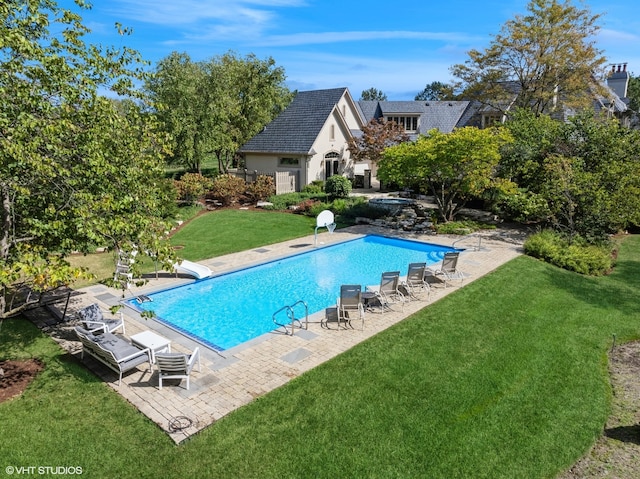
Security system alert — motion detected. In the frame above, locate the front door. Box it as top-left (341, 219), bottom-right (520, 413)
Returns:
top-left (325, 159), bottom-right (339, 179)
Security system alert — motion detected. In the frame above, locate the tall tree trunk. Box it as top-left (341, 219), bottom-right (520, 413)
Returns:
top-left (1, 185), bottom-right (11, 261)
top-left (1, 185), bottom-right (12, 317)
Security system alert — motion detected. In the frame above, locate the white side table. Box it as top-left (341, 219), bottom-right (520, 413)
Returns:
top-left (130, 331), bottom-right (171, 363)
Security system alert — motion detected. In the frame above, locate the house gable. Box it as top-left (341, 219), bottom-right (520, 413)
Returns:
top-left (239, 87), bottom-right (358, 155)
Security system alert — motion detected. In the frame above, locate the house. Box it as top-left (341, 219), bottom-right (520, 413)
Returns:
top-left (238, 88), bottom-right (476, 191)
top-left (238, 87), bottom-right (364, 193)
top-left (238, 69), bottom-right (633, 192)
top-left (595, 63), bottom-right (632, 127)
top-left (467, 63), bottom-right (632, 126)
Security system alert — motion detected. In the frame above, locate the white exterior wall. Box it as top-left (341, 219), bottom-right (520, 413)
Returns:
top-left (243, 153), bottom-right (309, 191)
top-left (308, 108), bottom-right (354, 182)
top-left (336, 95), bottom-right (363, 130)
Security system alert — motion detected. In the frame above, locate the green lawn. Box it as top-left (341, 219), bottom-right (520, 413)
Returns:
top-left (169, 209), bottom-right (316, 261)
top-left (67, 209), bottom-right (316, 287)
top-left (2, 236), bottom-right (639, 478)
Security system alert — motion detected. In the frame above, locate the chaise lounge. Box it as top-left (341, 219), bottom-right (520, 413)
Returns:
top-left (367, 271), bottom-right (406, 313)
top-left (429, 251), bottom-right (465, 288)
top-left (336, 284), bottom-right (365, 330)
top-left (75, 326), bottom-right (151, 386)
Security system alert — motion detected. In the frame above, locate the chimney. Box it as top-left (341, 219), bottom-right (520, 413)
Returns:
top-left (607, 63), bottom-right (630, 98)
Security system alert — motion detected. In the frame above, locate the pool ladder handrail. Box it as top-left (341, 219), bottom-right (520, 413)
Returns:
top-left (272, 300), bottom-right (308, 336)
top-left (451, 234), bottom-right (483, 251)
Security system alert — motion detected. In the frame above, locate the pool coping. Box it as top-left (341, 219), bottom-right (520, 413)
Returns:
top-left (35, 224), bottom-right (527, 444)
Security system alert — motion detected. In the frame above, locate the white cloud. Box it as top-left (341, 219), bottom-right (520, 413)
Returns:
top-left (110, 0), bottom-right (302, 26)
top-left (598, 28), bottom-right (640, 44)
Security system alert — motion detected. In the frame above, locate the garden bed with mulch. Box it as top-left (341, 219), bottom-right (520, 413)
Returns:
top-left (0, 358), bottom-right (44, 403)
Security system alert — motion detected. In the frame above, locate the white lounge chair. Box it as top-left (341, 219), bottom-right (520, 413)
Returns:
top-left (75, 326), bottom-right (150, 386)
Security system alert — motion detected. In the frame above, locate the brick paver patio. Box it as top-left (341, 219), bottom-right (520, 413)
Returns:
top-left (32, 225), bottom-right (526, 443)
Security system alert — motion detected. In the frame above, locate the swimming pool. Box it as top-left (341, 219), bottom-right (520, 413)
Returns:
top-left (128, 235), bottom-right (456, 351)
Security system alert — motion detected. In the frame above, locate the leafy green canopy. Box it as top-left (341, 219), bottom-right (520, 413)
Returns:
top-left (414, 81), bottom-right (456, 101)
top-left (360, 87), bottom-right (387, 101)
top-left (0, 0), bottom-right (175, 317)
top-left (378, 127), bottom-right (514, 222)
top-left (145, 51), bottom-right (293, 174)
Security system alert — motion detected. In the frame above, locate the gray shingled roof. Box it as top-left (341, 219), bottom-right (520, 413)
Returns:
top-left (419, 101), bottom-right (472, 133)
top-left (239, 87), bottom-right (348, 154)
top-left (356, 101), bottom-right (380, 121)
top-left (358, 99), bottom-right (473, 134)
top-left (378, 101), bottom-right (426, 114)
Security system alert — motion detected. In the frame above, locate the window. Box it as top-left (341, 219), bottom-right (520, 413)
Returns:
top-left (324, 152), bottom-right (340, 178)
top-left (330, 124), bottom-right (335, 141)
top-left (279, 157), bottom-right (300, 167)
top-left (481, 114), bottom-right (503, 128)
top-left (386, 116), bottom-right (418, 132)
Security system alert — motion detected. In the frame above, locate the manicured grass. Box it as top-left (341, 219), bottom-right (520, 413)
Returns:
top-left (67, 209), bottom-right (316, 285)
top-left (2, 236), bottom-right (639, 478)
top-left (66, 250), bottom-right (118, 288)
top-left (169, 209), bottom-right (316, 261)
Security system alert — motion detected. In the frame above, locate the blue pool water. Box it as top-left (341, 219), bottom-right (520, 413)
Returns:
top-left (128, 235), bottom-right (456, 351)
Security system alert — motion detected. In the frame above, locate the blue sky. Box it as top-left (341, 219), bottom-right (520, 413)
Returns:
top-left (59, 0), bottom-right (639, 100)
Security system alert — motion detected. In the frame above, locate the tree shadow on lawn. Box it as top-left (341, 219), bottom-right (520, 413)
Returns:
top-left (605, 425), bottom-right (640, 445)
top-left (542, 255), bottom-right (640, 320)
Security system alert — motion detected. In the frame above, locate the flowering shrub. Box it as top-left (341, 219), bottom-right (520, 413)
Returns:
top-left (294, 199), bottom-right (320, 214)
top-left (247, 175), bottom-right (275, 201)
top-left (209, 174), bottom-right (247, 206)
top-left (173, 173), bottom-right (214, 204)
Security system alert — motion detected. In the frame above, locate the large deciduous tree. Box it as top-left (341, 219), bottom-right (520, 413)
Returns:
top-left (1, 0), bottom-right (175, 318)
top-left (210, 52), bottom-right (293, 174)
top-left (146, 51), bottom-right (292, 174)
top-left (144, 52), bottom-right (211, 173)
top-left (379, 128), bottom-right (514, 222)
top-left (451, 0), bottom-right (607, 116)
top-left (627, 73), bottom-right (640, 128)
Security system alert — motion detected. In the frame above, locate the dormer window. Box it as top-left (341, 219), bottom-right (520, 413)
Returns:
top-left (386, 116), bottom-right (418, 133)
